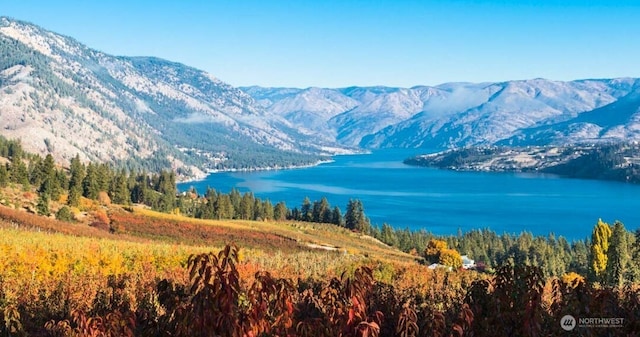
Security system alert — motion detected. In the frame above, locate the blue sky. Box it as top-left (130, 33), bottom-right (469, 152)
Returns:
top-left (2, 1), bottom-right (639, 88)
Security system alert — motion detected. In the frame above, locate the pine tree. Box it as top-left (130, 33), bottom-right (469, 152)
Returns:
top-left (82, 163), bottom-right (99, 199)
top-left (262, 199), bottom-right (274, 221)
top-left (67, 154), bottom-right (85, 207)
top-left (10, 158), bottom-right (29, 189)
top-left (331, 206), bottom-right (343, 227)
top-left (311, 197), bottom-right (330, 223)
top-left (229, 189), bottom-right (241, 218)
top-left (590, 219), bottom-right (612, 282)
top-left (380, 223), bottom-right (398, 247)
top-left (301, 197), bottom-right (312, 222)
top-left (36, 193), bottom-right (50, 216)
top-left (273, 201), bottom-right (288, 221)
top-left (253, 197), bottom-right (263, 220)
top-left (215, 194), bottom-right (234, 219)
top-left (0, 164), bottom-right (8, 187)
top-left (605, 221), bottom-right (629, 287)
top-left (345, 199), bottom-right (370, 232)
top-left (157, 170), bottom-right (176, 212)
top-left (626, 229), bottom-right (640, 283)
top-left (239, 192), bottom-right (254, 220)
top-left (110, 169), bottom-right (130, 205)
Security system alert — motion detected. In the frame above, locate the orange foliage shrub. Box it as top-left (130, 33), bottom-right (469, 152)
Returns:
top-left (97, 191), bottom-right (111, 206)
top-left (79, 197), bottom-right (98, 211)
top-left (93, 210), bottom-right (110, 224)
top-left (22, 191), bottom-right (36, 201)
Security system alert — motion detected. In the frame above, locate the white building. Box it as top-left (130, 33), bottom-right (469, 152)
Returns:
top-left (461, 255), bottom-right (475, 269)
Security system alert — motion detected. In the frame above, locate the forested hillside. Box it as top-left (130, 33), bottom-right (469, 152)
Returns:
top-left (0, 17), bottom-right (336, 179)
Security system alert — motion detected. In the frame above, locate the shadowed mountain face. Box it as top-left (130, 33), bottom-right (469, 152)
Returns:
top-left (246, 78), bottom-right (640, 149)
top-left (0, 17), bottom-right (340, 177)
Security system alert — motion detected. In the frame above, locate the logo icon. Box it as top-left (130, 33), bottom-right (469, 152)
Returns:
top-left (561, 315), bottom-right (576, 331)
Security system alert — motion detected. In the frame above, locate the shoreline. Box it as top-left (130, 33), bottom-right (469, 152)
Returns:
top-left (177, 159), bottom-right (336, 184)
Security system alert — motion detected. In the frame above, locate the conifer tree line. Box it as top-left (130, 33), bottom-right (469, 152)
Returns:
top-left (179, 188), bottom-right (371, 232)
top-left (2, 136), bottom-right (639, 282)
top-left (0, 137), bottom-right (177, 214)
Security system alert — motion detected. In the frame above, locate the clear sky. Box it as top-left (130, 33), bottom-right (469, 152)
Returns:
top-left (2, 1), bottom-right (640, 88)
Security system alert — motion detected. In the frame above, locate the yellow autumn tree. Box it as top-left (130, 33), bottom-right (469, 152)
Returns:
top-left (561, 272), bottom-right (585, 288)
top-left (590, 219), bottom-right (612, 282)
top-left (439, 248), bottom-right (463, 269)
top-left (424, 239), bottom-right (448, 263)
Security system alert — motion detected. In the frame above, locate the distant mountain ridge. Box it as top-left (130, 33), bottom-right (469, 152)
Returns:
top-left (2, 17), bottom-right (639, 179)
top-left (244, 77), bottom-right (640, 149)
top-left (0, 17), bottom-right (341, 178)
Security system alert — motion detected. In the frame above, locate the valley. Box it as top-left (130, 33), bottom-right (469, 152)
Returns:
top-left (1, 16), bottom-right (640, 182)
top-left (1, 14), bottom-right (640, 336)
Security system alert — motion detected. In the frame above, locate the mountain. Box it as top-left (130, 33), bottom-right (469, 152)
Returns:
top-left (0, 17), bottom-right (337, 178)
top-left (246, 78), bottom-right (640, 149)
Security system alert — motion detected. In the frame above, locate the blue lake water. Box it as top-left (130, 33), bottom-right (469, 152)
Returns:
top-left (178, 149), bottom-right (640, 241)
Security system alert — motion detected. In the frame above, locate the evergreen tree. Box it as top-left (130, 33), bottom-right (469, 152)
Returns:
top-left (10, 158), bottom-right (29, 189)
top-left (301, 197), bottom-right (312, 222)
top-left (82, 163), bottom-right (99, 199)
top-left (110, 169), bottom-right (130, 205)
top-left (570, 240), bottom-right (590, 277)
top-left (96, 164), bottom-right (112, 193)
top-left (380, 223), bottom-right (398, 247)
top-left (67, 154), bottom-right (85, 207)
top-left (56, 206), bottom-right (73, 222)
top-left (590, 219), bottom-right (612, 282)
top-left (0, 164), bottom-right (8, 187)
top-left (198, 188), bottom-right (216, 219)
top-left (345, 199), bottom-right (370, 232)
top-left (331, 206), bottom-right (343, 227)
top-left (157, 170), bottom-right (176, 212)
top-left (627, 229), bottom-right (640, 283)
top-left (130, 172), bottom-right (149, 204)
top-left (605, 221), bottom-right (629, 287)
top-left (253, 197), bottom-right (263, 220)
top-left (311, 197), bottom-right (331, 223)
top-left (290, 207), bottom-right (301, 221)
top-left (36, 193), bottom-right (50, 216)
top-left (239, 192), bottom-right (254, 220)
top-left (273, 201), bottom-right (287, 221)
top-left (215, 194), bottom-right (234, 219)
top-left (262, 199), bottom-right (274, 221)
top-left (229, 189), bottom-right (241, 218)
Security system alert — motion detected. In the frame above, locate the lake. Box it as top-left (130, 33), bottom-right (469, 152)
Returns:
top-left (178, 149), bottom-right (640, 241)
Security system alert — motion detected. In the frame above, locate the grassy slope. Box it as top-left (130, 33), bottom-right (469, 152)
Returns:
top-left (125, 206), bottom-right (417, 263)
top-left (0, 198), bottom-right (418, 281)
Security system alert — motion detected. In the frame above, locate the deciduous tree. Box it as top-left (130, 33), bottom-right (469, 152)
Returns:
top-left (590, 219), bottom-right (612, 282)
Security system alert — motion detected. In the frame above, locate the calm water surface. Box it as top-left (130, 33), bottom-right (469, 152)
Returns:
top-left (179, 149), bottom-right (640, 240)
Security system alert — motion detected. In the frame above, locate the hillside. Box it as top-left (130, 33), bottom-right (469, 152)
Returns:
top-left (404, 143), bottom-right (640, 183)
top-left (0, 17), bottom-right (345, 178)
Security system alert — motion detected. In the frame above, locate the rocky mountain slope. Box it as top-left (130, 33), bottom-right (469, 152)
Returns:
top-left (246, 78), bottom-right (640, 149)
top-left (0, 17), bottom-right (336, 178)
